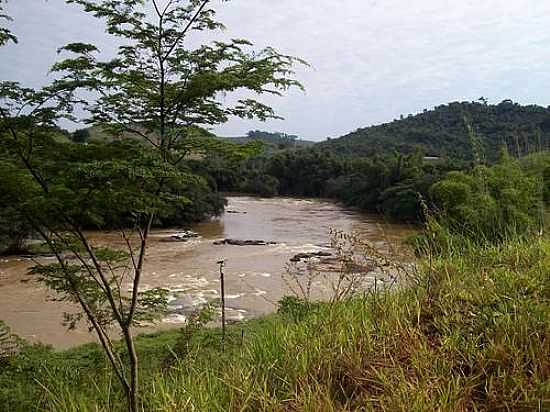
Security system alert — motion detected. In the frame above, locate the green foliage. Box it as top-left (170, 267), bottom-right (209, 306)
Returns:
top-left (0, 0), bottom-right (17, 47)
top-left (227, 147), bottom-right (348, 198)
top-left (218, 138), bottom-right (548, 227)
top-left (164, 304), bottom-right (216, 366)
top-left (378, 181), bottom-right (422, 221)
top-left (0, 133), bottom-right (204, 231)
top-left (521, 151), bottom-right (550, 202)
top-left (245, 130), bottom-right (304, 149)
top-left (1, 236), bottom-right (549, 411)
top-left (247, 130), bottom-right (297, 142)
top-left (1, 1), bottom-right (305, 409)
top-left (71, 128), bottom-right (90, 143)
top-left (430, 154), bottom-right (543, 242)
top-left (277, 296), bottom-right (319, 323)
top-left (0, 180), bottom-right (31, 254)
top-left (0, 321), bottom-right (20, 362)
top-left (54, 2), bottom-right (306, 132)
top-left (225, 147), bottom-right (458, 222)
top-left (237, 172), bottom-right (280, 197)
top-left (320, 100), bottom-right (550, 160)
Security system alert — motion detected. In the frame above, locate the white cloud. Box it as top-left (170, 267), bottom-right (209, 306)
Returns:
top-left (2, 0), bottom-right (550, 140)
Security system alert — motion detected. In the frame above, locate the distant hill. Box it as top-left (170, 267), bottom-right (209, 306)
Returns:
top-left (222, 135), bottom-right (315, 147)
top-left (319, 100), bottom-right (550, 160)
top-left (220, 130), bottom-right (315, 150)
top-left (75, 125), bottom-right (156, 144)
top-left (75, 126), bottom-right (316, 150)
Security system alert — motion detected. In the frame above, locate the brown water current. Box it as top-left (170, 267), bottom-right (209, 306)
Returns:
top-left (0, 196), bottom-right (415, 349)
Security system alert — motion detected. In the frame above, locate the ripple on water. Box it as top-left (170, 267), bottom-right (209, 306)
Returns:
top-left (226, 293), bottom-right (245, 299)
top-left (271, 243), bottom-right (332, 255)
top-left (164, 295), bottom-right (248, 324)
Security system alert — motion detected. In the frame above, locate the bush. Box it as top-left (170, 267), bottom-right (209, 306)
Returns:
top-left (238, 173), bottom-right (280, 197)
top-left (430, 156), bottom-right (543, 242)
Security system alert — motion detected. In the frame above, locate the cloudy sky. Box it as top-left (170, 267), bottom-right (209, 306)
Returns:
top-left (1, 0), bottom-right (550, 140)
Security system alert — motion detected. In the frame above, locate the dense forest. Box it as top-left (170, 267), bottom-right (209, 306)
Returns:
top-left (319, 100), bottom-right (550, 160)
top-left (222, 130), bottom-right (315, 149)
top-left (202, 102), bottom-right (550, 224)
top-left (3, 101), bottom-right (550, 253)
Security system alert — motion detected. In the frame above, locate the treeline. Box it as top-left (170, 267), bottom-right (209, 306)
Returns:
top-left (206, 147), bottom-right (462, 221)
top-left (4, 107), bottom-right (550, 255)
top-left (0, 126), bottom-right (261, 254)
top-left (320, 100), bottom-right (550, 160)
top-left (218, 130), bottom-right (315, 152)
top-left (204, 144), bottom-right (549, 238)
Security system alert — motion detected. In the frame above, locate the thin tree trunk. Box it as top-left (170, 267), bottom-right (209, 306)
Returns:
top-left (122, 326), bottom-right (139, 412)
top-left (218, 260), bottom-right (226, 352)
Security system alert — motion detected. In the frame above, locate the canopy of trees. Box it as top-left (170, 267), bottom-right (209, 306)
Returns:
top-left (320, 100), bottom-right (550, 160)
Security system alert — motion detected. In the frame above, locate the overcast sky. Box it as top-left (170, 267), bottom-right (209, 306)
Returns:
top-left (1, 0), bottom-right (550, 140)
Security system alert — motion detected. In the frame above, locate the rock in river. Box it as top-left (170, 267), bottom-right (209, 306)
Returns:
top-left (289, 251), bottom-right (332, 262)
top-left (163, 230), bottom-right (200, 242)
top-left (213, 239), bottom-right (278, 246)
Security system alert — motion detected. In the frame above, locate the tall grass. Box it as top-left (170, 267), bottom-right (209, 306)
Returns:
top-left (1, 235), bottom-right (549, 411)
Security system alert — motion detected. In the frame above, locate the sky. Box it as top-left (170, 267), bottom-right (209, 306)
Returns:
top-left (1, 0), bottom-right (550, 141)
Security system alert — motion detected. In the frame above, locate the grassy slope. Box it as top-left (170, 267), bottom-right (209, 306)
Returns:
top-left (1, 237), bottom-right (549, 411)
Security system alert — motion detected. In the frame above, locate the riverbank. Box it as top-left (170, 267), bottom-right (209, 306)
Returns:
top-left (0, 197), bottom-right (414, 348)
top-left (2, 235), bottom-right (548, 411)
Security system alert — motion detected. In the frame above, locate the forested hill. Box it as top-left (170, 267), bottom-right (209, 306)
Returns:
top-left (222, 130), bottom-right (315, 149)
top-left (319, 100), bottom-right (550, 160)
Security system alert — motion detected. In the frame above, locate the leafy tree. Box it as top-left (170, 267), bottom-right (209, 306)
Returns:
top-left (0, 1), bottom-right (303, 410)
top-left (72, 127), bottom-right (90, 143)
top-left (320, 101), bottom-right (550, 160)
top-left (226, 145), bottom-right (462, 221)
top-left (430, 155), bottom-right (542, 241)
top-left (246, 130), bottom-right (299, 147)
top-left (0, 0), bottom-right (17, 47)
top-left (239, 172), bottom-right (280, 197)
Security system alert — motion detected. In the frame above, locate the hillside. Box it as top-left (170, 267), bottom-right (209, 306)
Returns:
top-left (75, 127), bottom-right (316, 151)
top-left (74, 125), bottom-right (158, 144)
top-left (319, 100), bottom-right (550, 160)
top-left (222, 135), bottom-right (315, 147)
top-left (221, 130), bottom-right (316, 150)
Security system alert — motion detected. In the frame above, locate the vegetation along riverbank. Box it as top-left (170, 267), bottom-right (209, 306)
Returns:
top-left (1, 231), bottom-right (549, 411)
top-left (1, 0), bottom-right (550, 411)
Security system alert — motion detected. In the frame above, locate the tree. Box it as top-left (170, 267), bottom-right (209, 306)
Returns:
top-left (72, 127), bottom-right (90, 143)
top-left (0, 0), bottom-right (17, 47)
top-left (430, 156), bottom-right (541, 241)
top-left (0, 1), bottom-right (304, 411)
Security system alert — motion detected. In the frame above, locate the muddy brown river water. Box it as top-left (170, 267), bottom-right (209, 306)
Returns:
top-left (0, 196), bottom-right (415, 349)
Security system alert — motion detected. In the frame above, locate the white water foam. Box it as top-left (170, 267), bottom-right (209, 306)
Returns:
top-left (162, 314), bottom-right (187, 324)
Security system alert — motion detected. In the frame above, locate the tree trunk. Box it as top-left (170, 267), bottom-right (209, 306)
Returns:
top-left (121, 326), bottom-right (139, 412)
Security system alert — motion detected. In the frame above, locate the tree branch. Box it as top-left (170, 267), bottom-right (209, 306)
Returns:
top-left (162, 0), bottom-right (210, 62)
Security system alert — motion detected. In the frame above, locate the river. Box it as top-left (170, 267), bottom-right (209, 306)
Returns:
top-left (0, 196), bottom-right (415, 349)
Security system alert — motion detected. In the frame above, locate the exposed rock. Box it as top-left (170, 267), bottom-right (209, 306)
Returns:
top-left (289, 251), bottom-right (332, 262)
top-left (213, 239), bottom-right (277, 246)
top-left (163, 230), bottom-right (200, 242)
